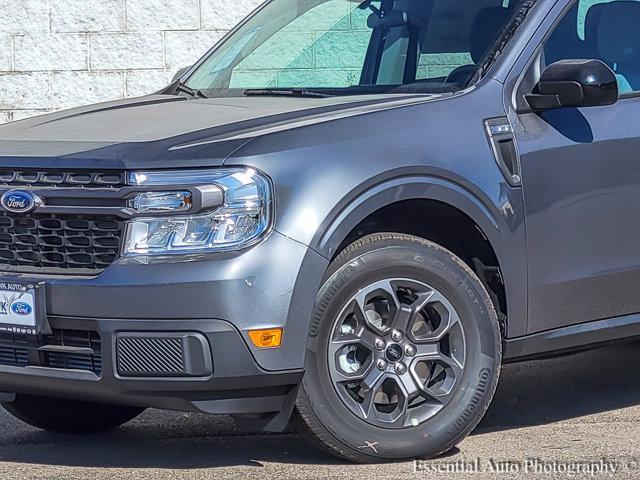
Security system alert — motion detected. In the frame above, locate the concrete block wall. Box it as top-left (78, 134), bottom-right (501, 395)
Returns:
top-left (0, 0), bottom-right (262, 123)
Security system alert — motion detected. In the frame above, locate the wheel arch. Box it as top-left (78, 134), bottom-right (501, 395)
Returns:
top-left (309, 175), bottom-right (524, 337)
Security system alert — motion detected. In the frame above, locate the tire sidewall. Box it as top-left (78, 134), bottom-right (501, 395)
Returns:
top-left (302, 238), bottom-right (501, 460)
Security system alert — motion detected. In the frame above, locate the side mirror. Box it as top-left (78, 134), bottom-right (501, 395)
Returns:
top-left (525, 59), bottom-right (618, 112)
top-left (172, 66), bottom-right (192, 84)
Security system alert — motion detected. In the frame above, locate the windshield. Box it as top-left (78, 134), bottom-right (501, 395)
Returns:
top-left (186, 0), bottom-right (525, 97)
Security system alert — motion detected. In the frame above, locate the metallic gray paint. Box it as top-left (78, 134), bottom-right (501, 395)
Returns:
top-left (0, 78), bottom-right (528, 370)
top-left (504, 0), bottom-right (640, 334)
top-left (228, 79), bottom-right (528, 338)
top-left (0, 0), bottom-right (635, 402)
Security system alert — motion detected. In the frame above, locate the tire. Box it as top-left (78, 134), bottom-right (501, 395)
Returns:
top-left (2, 394), bottom-right (144, 433)
top-left (294, 233), bottom-right (502, 463)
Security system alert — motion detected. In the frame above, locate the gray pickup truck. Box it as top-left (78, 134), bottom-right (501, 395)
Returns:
top-left (0, 0), bottom-right (636, 463)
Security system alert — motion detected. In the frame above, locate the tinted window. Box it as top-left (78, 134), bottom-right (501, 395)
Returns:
top-left (415, 1), bottom-right (516, 82)
top-left (187, 0), bottom-right (525, 97)
top-left (227, 1), bottom-right (371, 89)
top-left (544, 0), bottom-right (640, 93)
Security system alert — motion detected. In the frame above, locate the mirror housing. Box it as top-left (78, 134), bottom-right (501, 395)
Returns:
top-left (172, 66), bottom-right (191, 84)
top-left (525, 59), bottom-right (618, 111)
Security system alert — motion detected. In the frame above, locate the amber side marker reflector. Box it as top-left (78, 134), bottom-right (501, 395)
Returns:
top-left (248, 328), bottom-right (283, 348)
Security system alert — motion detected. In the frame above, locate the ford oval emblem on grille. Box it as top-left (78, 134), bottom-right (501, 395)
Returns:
top-left (11, 302), bottom-right (32, 316)
top-left (0, 190), bottom-right (41, 214)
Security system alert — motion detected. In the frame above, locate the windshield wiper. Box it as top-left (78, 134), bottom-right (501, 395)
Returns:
top-left (244, 88), bottom-right (332, 98)
top-left (176, 82), bottom-right (207, 99)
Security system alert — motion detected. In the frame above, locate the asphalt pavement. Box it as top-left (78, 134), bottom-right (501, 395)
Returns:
top-left (1, 342), bottom-right (640, 479)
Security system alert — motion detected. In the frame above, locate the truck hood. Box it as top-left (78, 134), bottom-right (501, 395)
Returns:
top-left (0, 93), bottom-right (437, 169)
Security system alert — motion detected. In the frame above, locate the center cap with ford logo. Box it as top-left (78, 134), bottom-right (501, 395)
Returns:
top-left (385, 343), bottom-right (404, 363)
top-left (0, 190), bottom-right (42, 214)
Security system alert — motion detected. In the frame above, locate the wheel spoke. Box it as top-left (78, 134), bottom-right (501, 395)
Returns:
top-left (408, 344), bottom-right (464, 405)
top-left (359, 387), bottom-right (378, 420)
top-left (381, 377), bottom-right (420, 428)
top-left (393, 394), bottom-right (412, 428)
top-left (413, 343), bottom-right (440, 358)
top-left (423, 384), bottom-right (456, 404)
top-left (327, 334), bottom-right (357, 358)
top-left (427, 291), bottom-right (462, 341)
top-left (439, 353), bottom-right (464, 379)
top-left (397, 370), bottom-right (421, 398)
top-left (358, 369), bottom-right (387, 420)
top-left (330, 297), bottom-right (380, 349)
top-left (392, 304), bottom-right (413, 331)
top-left (392, 289), bottom-right (434, 331)
top-left (421, 356), bottom-right (463, 404)
top-left (361, 365), bottom-right (385, 392)
top-left (357, 327), bottom-right (381, 351)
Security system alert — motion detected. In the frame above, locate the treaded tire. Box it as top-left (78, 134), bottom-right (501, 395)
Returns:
top-left (294, 233), bottom-right (502, 463)
top-left (2, 394), bottom-right (144, 433)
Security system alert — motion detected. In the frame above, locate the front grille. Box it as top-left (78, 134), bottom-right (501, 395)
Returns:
top-left (43, 329), bottom-right (102, 375)
top-left (47, 351), bottom-right (102, 373)
top-left (0, 329), bottom-right (102, 376)
top-left (0, 169), bottom-right (127, 273)
top-left (0, 170), bottom-right (126, 189)
top-left (0, 344), bottom-right (28, 367)
top-left (0, 213), bottom-right (123, 272)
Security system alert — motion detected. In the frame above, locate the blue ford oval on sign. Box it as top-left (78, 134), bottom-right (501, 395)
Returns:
top-left (0, 190), bottom-right (39, 214)
top-left (11, 302), bottom-right (32, 316)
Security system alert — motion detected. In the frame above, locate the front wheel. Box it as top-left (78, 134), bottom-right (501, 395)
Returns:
top-left (2, 394), bottom-right (145, 433)
top-left (295, 233), bottom-right (502, 462)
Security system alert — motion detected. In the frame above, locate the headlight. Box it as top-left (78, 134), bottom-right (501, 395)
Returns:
top-left (123, 168), bottom-right (272, 255)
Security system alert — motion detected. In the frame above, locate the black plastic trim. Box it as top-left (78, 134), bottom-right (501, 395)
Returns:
top-left (504, 313), bottom-right (640, 362)
top-left (116, 332), bottom-right (213, 378)
top-left (485, 117), bottom-right (521, 186)
top-left (0, 184), bottom-right (224, 220)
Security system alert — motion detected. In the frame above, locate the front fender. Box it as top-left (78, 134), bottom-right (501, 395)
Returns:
top-left (227, 82), bottom-right (528, 339)
top-left (284, 172), bottom-right (528, 338)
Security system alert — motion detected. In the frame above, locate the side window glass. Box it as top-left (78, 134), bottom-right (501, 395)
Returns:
top-left (415, 1), bottom-right (515, 83)
top-left (544, 0), bottom-right (640, 94)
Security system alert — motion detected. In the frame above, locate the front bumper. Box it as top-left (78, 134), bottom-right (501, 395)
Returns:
top-left (0, 316), bottom-right (302, 415)
top-left (0, 231), bottom-right (328, 420)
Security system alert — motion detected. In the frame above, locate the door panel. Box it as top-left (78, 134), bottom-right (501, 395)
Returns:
top-left (516, 100), bottom-right (640, 333)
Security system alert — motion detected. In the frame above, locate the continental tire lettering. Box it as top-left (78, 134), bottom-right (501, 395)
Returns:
top-left (447, 368), bottom-right (492, 435)
top-left (309, 266), bottom-right (355, 338)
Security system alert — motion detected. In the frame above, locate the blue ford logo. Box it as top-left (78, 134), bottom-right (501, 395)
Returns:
top-left (0, 190), bottom-right (40, 214)
top-left (11, 302), bottom-right (32, 316)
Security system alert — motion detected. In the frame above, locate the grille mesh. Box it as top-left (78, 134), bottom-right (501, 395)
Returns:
top-left (0, 213), bottom-right (123, 271)
top-left (0, 169), bottom-right (126, 272)
top-left (46, 351), bottom-right (102, 375)
top-left (43, 329), bottom-right (102, 376)
top-left (0, 329), bottom-right (102, 376)
top-left (117, 337), bottom-right (186, 377)
top-left (0, 344), bottom-right (28, 367)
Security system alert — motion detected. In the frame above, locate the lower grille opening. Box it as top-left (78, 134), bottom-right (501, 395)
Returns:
top-left (0, 329), bottom-right (102, 376)
top-left (45, 351), bottom-right (102, 375)
top-left (0, 344), bottom-right (28, 367)
top-left (41, 329), bottom-right (102, 376)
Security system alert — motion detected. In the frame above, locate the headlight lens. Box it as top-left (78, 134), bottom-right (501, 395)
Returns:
top-left (123, 168), bottom-right (272, 255)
